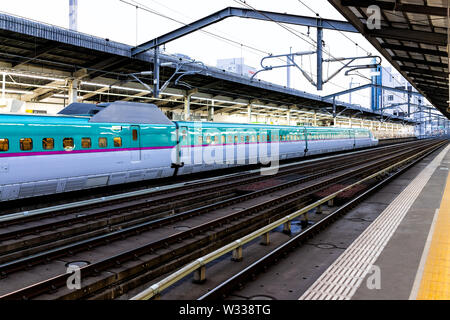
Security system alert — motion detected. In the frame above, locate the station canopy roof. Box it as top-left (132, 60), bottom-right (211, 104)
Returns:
top-left (329, 0), bottom-right (449, 119)
top-left (0, 11), bottom-right (416, 124)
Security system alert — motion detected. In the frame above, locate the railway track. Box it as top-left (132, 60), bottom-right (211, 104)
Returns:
top-left (0, 139), bottom-right (444, 300)
top-left (131, 138), bottom-right (448, 301)
top-left (0, 140), bottom-right (428, 265)
top-left (0, 137), bottom-right (416, 217)
top-left (0, 141), bottom-right (423, 256)
top-left (195, 140), bottom-right (448, 301)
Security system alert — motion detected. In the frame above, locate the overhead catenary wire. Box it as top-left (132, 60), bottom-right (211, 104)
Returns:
top-left (120, 0), bottom-right (276, 59)
top-left (296, 0), bottom-right (426, 108)
top-left (123, 0), bottom-right (371, 101)
top-left (232, 0), bottom-right (372, 99)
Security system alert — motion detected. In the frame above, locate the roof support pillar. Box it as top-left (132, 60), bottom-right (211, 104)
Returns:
top-left (332, 97), bottom-right (337, 126)
top-left (407, 86), bottom-right (411, 117)
top-left (68, 79), bottom-right (79, 104)
top-left (313, 110), bottom-right (317, 126)
top-left (316, 21), bottom-right (323, 91)
top-left (447, 2), bottom-right (450, 112)
top-left (1, 72), bottom-right (5, 102)
top-left (247, 104), bottom-right (252, 123)
top-left (208, 100), bottom-right (214, 122)
top-left (183, 89), bottom-right (197, 121)
top-left (184, 95), bottom-right (191, 121)
top-left (287, 108), bottom-right (291, 125)
top-left (153, 46), bottom-right (160, 99)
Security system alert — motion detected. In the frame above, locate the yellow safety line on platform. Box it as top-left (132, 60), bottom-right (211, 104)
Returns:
top-left (417, 171), bottom-right (450, 300)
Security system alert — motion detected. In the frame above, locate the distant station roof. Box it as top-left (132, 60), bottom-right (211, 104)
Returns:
top-left (328, 0), bottom-right (449, 119)
top-left (0, 11), bottom-right (415, 124)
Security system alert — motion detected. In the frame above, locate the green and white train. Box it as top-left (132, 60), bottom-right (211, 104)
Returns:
top-left (0, 101), bottom-right (378, 201)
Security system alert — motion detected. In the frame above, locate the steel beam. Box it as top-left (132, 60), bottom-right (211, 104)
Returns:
top-left (316, 23), bottom-right (323, 91)
top-left (381, 43), bottom-right (448, 57)
top-left (367, 28), bottom-right (447, 46)
top-left (132, 7), bottom-right (357, 56)
top-left (322, 83), bottom-right (424, 101)
top-left (392, 57), bottom-right (448, 69)
top-left (340, 1), bottom-right (447, 16)
top-left (400, 66), bottom-right (448, 79)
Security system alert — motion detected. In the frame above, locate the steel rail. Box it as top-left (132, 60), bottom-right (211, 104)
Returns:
top-left (0, 141), bottom-right (428, 270)
top-left (0, 140), bottom-right (440, 300)
top-left (0, 141), bottom-right (425, 255)
top-left (0, 139), bottom-right (419, 226)
top-left (132, 140), bottom-right (447, 300)
top-left (198, 140), bottom-right (448, 300)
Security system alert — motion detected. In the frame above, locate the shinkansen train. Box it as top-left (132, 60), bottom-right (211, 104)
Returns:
top-left (0, 101), bottom-right (378, 202)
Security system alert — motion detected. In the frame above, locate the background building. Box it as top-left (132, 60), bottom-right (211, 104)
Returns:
top-left (216, 58), bottom-right (257, 78)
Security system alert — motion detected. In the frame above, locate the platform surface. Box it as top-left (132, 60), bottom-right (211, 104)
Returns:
top-left (299, 144), bottom-right (450, 300)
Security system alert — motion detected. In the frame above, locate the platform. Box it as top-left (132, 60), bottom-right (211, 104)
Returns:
top-left (299, 143), bottom-right (450, 300)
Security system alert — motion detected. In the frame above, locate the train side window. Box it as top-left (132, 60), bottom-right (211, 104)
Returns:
top-left (132, 129), bottom-right (138, 141)
top-left (20, 138), bottom-right (33, 151)
top-left (63, 138), bottom-right (74, 150)
top-left (234, 136), bottom-right (238, 143)
top-left (198, 136), bottom-right (203, 144)
top-left (81, 138), bottom-right (91, 148)
top-left (98, 137), bottom-right (107, 148)
top-left (114, 137), bottom-right (122, 147)
top-left (206, 135), bottom-right (211, 143)
top-left (42, 138), bottom-right (54, 150)
top-left (0, 138), bottom-right (9, 152)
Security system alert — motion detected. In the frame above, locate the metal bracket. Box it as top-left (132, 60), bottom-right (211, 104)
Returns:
top-left (160, 59), bottom-right (208, 91)
top-left (322, 55), bottom-right (381, 84)
top-left (250, 51), bottom-right (316, 85)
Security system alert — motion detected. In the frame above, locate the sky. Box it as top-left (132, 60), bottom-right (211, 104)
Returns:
top-left (0, 0), bottom-right (418, 109)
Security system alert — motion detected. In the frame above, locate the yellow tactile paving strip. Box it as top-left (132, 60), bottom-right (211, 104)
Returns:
top-left (417, 171), bottom-right (450, 300)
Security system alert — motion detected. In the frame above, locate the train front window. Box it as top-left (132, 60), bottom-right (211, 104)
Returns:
top-left (63, 138), bottom-right (74, 150)
top-left (42, 138), bottom-right (54, 150)
top-left (114, 137), bottom-right (122, 147)
top-left (20, 138), bottom-right (33, 151)
top-left (98, 137), bottom-right (107, 148)
top-left (81, 138), bottom-right (91, 148)
top-left (0, 138), bottom-right (8, 152)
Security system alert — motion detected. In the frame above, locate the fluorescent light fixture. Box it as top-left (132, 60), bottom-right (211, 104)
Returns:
top-left (4, 89), bottom-right (34, 95)
top-left (2, 71), bottom-right (63, 82)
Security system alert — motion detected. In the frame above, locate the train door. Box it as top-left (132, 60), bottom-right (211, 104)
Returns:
top-left (130, 125), bottom-right (141, 161)
top-left (177, 126), bottom-right (189, 166)
top-left (350, 130), bottom-right (356, 149)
